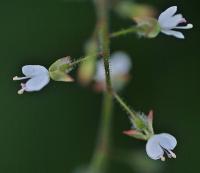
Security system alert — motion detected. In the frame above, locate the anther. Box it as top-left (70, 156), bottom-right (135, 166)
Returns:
top-left (160, 156), bottom-right (166, 161)
top-left (18, 88), bottom-right (25, 95)
top-left (13, 76), bottom-right (19, 80)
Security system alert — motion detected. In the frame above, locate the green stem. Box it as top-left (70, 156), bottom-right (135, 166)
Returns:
top-left (70, 55), bottom-right (96, 67)
top-left (113, 92), bottom-right (153, 138)
top-left (60, 52), bottom-right (100, 71)
top-left (88, 0), bottom-right (113, 172)
top-left (110, 27), bottom-right (138, 38)
top-left (89, 93), bottom-right (113, 173)
top-left (68, 49), bottom-right (103, 67)
top-left (95, 0), bottom-right (112, 92)
top-left (113, 92), bottom-right (137, 119)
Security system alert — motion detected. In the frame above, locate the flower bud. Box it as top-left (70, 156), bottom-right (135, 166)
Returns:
top-left (78, 40), bottom-right (97, 85)
top-left (49, 57), bottom-right (74, 82)
top-left (78, 60), bottom-right (96, 85)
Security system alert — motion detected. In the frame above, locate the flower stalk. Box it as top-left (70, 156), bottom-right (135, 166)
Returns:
top-left (110, 27), bottom-right (138, 38)
top-left (69, 55), bottom-right (97, 67)
top-left (113, 92), bottom-right (137, 119)
top-left (88, 0), bottom-right (113, 172)
top-left (113, 92), bottom-right (154, 139)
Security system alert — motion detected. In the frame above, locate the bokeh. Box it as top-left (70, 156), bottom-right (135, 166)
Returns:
top-left (0, 0), bottom-right (198, 173)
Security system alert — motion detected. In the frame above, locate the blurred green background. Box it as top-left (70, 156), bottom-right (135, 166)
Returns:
top-left (0, 0), bottom-right (198, 173)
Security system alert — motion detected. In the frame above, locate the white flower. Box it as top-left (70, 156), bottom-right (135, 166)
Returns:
top-left (158, 6), bottom-right (193, 39)
top-left (13, 65), bottom-right (50, 94)
top-left (94, 51), bottom-right (132, 90)
top-left (146, 133), bottom-right (177, 161)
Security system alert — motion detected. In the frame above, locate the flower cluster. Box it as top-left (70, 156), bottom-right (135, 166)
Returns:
top-left (12, 4), bottom-right (192, 163)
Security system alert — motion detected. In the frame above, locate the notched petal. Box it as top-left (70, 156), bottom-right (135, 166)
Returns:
top-left (25, 75), bottom-right (50, 91)
top-left (146, 135), bottom-right (164, 160)
top-left (158, 6), bottom-right (177, 23)
top-left (159, 133), bottom-right (177, 149)
top-left (22, 65), bottom-right (49, 77)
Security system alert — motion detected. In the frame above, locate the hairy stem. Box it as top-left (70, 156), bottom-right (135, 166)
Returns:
top-left (70, 55), bottom-right (96, 67)
top-left (95, 0), bottom-right (112, 92)
top-left (113, 92), bottom-right (137, 118)
top-left (114, 92), bottom-right (154, 139)
top-left (88, 0), bottom-right (113, 172)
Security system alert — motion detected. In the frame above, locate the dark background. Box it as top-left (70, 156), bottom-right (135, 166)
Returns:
top-left (0, 0), bottom-right (198, 173)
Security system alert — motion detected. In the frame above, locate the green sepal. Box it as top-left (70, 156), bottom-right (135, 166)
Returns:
top-left (123, 130), bottom-right (148, 140)
top-left (147, 110), bottom-right (154, 135)
top-left (135, 17), bottom-right (161, 38)
top-left (49, 57), bottom-right (74, 82)
top-left (130, 112), bottom-right (147, 130)
top-left (129, 111), bottom-right (154, 139)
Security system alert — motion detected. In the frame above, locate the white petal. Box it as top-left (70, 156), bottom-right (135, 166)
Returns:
top-left (22, 65), bottom-right (49, 77)
top-left (146, 135), bottom-right (164, 160)
top-left (24, 75), bottom-right (50, 92)
top-left (94, 59), bottom-right (105, 82)
top-left (159, 133), bottom-right (177, 150)
top-left (161, 29), bottom-right (185, 39)
top-left (158, 6), bottom-right (177, 24)
top-left (110, 51), bottom-right (132, 76)
top-left (160, 14), bottom-right (184, 29)
top-left (94, 52), bottom-right (132, 82)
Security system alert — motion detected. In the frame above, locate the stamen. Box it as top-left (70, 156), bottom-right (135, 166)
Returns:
top-left (174, 24), bottom-right (193, 29)
top-left (160, 156), bottom-right (166, 161)
top-left (21, 83), bottom-right (26, 87)
top-left (164, 149), bottom-right (176, 159)
top-left (13, 76), bottom-right (19, 80)
top-left (167, 153), bottom-right (172, 158)
top-left (159, 144), bottom-right (176, 159)
top-left (18, 88), bottom-right (25, 95)
top-left (162, 148), bottom-right (172, 158)
top-left (13, 76), bottom-right (29, 81)
top-left (17, 83), bottom-right (26, 94)
top-left (169, 150), bottom-right (176, 158)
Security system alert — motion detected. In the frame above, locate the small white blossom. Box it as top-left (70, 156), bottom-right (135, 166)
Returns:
top-left (94, 51), bottom-right (132, 91)
top-left (146, 133), bottom-right (177, 161)
top-left (158, 6), bottom-right (193, 39)
top-left (13, 65), bottom-right (50, 94)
